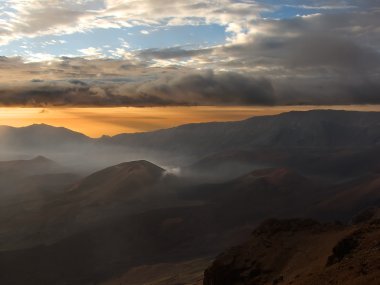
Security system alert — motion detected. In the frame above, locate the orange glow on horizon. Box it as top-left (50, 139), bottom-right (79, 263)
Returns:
top-left (1, 105), bottom-right (380, 138)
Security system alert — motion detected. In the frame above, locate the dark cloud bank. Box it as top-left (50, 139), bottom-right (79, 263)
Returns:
top-left (0, 71), bottom-right (275, 106)
top-left (1, 71), bottom-right (379, 106)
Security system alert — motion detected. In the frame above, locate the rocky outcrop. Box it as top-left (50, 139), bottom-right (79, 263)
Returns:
top-left (204, 213), bottom-right (380, 285)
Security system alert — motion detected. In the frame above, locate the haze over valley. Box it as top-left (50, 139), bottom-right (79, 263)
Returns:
top-left (1, 110), bottom-right (380, 284)
top-left (1, 0), bottom-right (380, 284)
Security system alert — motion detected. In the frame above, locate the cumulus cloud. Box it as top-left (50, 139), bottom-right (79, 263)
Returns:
top-left (219, 11), bottom-right (380, 75)
top-left (78, 47), bottom-right (104, 58)
top-left (0, 56), bottom-right (151, 82)
top-left (0, 0), bottom-right (266, 45)
top-left (0, 0), bottom-right (99, 44)
top-left (0, 1), bottom-right (379, 106)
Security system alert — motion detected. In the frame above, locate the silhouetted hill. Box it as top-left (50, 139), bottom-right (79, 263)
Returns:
top-left (0, 160), bottom-right (178, 250)
top-left (0, 156), bottom-right (66, 195)
top-left (104, 110), bottom-right (380, 158)
top-left (181, 167), bottom-right (322, 226)
top-left (68, 160), bottom-right (165, 201)
top-left (186, 145), bottom-right (380, 182)
top-left (184, 150), bottom-right (271, 181)
top-left (314, 173), bottom-right (380, 220)
top-left (0, 155), bottom-right (61, 176)
top-left (0, 124), bottom-right (90, 150)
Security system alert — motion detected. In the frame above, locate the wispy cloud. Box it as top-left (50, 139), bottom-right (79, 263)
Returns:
top-left (78, 47), bottom-right (103, 58)
top-left (0, 0), bottom-right (267, 46)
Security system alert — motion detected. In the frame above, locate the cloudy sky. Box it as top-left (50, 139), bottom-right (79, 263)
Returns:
top-left (0, 0), bottom-right (379, 107)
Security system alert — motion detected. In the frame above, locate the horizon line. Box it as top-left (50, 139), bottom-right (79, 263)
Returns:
top-left (1, 107), bottom-right (380, 138)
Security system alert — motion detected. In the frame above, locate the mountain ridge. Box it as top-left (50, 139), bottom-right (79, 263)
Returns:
top-left (1, 109), bottom-right (379, 139)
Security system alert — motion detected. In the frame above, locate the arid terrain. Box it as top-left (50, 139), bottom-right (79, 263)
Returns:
top-left (204, 209), bottom-right (380, 285)
top-left (1, 110), bottom-right (380, 284)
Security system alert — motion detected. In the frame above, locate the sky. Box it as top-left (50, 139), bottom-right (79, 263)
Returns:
top-left (0, 0), bottom-right (379, 134)
top-left (3, 105), bottom-right (380, 137)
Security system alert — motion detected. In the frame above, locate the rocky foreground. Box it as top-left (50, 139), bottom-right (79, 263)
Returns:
top-left (204, 208), bottom-right (380, 285)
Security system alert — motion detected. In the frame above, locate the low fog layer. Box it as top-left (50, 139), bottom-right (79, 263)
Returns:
top-left (1, 110), bottom-right (380, 177)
